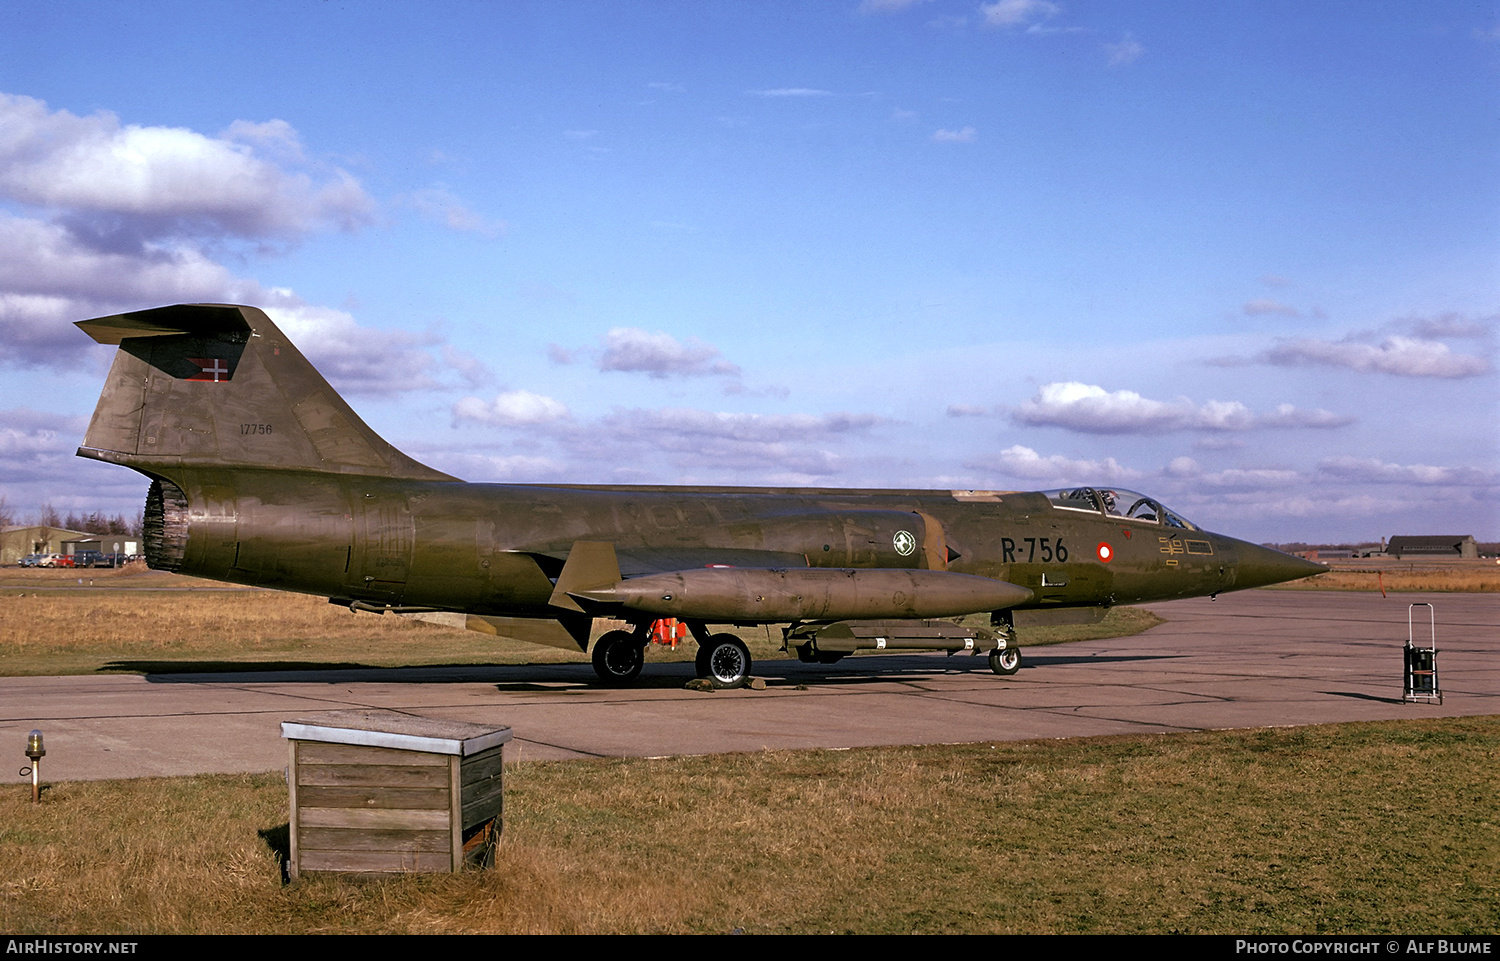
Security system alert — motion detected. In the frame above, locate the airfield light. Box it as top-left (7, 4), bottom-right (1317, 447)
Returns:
top-left (22, 730), bottom-right (45, 803)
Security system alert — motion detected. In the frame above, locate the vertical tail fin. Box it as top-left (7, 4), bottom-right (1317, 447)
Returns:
top-left (76, 303), bottom-right (454, 481)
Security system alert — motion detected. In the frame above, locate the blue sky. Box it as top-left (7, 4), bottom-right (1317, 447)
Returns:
top-left (1, 0), bottom-right (1496, 543)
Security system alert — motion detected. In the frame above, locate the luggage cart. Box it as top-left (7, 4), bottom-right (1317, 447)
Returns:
top-left (1402, 602), bottom-right (1442, 705)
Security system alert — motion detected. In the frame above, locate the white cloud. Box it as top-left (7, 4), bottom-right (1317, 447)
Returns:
top-left (442, 346), bottom-right (493, 388)
top-left (0, 96), bottom-right (454, 394)
top-left (453, 390), bottom-right (571, 427)
top-left (593, 408), bottom-right (881, 480)
top-left (1263, 335), bottom-right (1490, 378)
top-left (971, 444), bottom-right (1141, 483)
top-left (0, 211), bottom-right (251, 365)
top-left (423, 451), bottom-right (567, 482)
top-left (0, 406), bottom-right (149, 521)
top-left (1318, 457), bottom-right (1498, 487)
top-left (1104, 33), bottom-right (1144, 66)
top-left (0, 218), bottom-right (455, 393)
top-left (1195, 467), bottom-right (1303, 490)
top-left (1243, 298), bottom-right (1300, 317)
top-left (261, 294), bottom-right (442, 395)
top-left (1410, 314), bottom-right (1493, 339)
top-left (0, 407), bottom-right (78, 460)
top-left (1010, 382), bottom-right (1352, 434)
top-left (1165, 456), bottom-right (1200, 477)
top-left (1255, 404), bottom-right (1353, 429)
top-left (444, 405), bottom-right (888, 486)
top-left (598, 327), bottom-right (741, 379)
top-left (0, 93), bottom-right (373, 241)
top-left (979, 0), bottom-right (1060, 29)
top-left (605, 408), bottom-right (879, 444)
top-left (402, 186), bottom-right (504, 237)
top-left (932, 126), bottom-right (977, 143)
top-left (220, 119), bottom-right (306, 162)
top-left (0, 212), bottom-right (241, 303)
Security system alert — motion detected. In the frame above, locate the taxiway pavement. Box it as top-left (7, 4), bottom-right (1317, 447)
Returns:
top-left (2, 590), bottom-right (1495, 781)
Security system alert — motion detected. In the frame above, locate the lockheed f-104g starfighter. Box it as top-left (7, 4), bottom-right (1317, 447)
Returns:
top-left (76, 304), bottom-right (1324, 688)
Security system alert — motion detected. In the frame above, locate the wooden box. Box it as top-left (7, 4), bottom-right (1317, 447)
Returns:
top-left (281, 710), bottom-right (512, 877)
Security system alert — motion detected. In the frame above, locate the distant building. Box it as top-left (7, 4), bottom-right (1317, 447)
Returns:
top-left (61, 536), bottom-right (141, 557)
top-left (1386, 535), bottom-right (1479, 560)
top-left (0, 525), bottom-right (95, 565)
top-left (1294, 549), bottom-right (1354, 560)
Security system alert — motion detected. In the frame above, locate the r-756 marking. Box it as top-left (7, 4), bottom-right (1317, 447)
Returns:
top-left (1001, 537), bottom-right (1068, 563)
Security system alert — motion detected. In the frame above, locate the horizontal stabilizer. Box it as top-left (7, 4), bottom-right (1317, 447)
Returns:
top-left (76, 303), bottom-right (253, 344)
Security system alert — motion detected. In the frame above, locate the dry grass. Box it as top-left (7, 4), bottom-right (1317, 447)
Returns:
top-left (1270, 558), bottom-right (1500, 593)
top-left (0, 587), bottom-right (496, 676)
top-left (1, 717), bottom-right (1495, 933)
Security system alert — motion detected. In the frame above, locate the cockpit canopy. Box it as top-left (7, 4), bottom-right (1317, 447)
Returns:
top-left (1042, 488), bottom-right (1198, 530)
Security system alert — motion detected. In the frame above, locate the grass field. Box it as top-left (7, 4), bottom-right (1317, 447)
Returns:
top-left (1, 717), bottom-right (1495, 934)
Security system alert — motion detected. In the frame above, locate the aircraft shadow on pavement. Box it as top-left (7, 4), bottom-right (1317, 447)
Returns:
top-left (112, 660), bottom-right (551, 683)
top-left (108, 650), bottom-right (1186, 689)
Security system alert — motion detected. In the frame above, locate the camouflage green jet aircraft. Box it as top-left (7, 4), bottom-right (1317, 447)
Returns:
top-left (76, 304), bottom-right (1324, 688)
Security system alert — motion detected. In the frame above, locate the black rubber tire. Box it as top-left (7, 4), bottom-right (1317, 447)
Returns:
top-left (989, 646), bottom-right (1022, 675)
top-left (697, 633), bottom-right (752, 689)
top-left (592, 629), bottom-right (644, 685)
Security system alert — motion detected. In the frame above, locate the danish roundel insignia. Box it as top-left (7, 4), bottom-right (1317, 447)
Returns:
top-left (1097, 542), bottom-right (1114, 563)
top-left (893, 530), bottom-right (917, 556)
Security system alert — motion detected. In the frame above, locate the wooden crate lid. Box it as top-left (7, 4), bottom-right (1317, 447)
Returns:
top-left (281, 709), bottom-right (512, 756)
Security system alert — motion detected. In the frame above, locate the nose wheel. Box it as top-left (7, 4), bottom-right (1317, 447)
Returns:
top-left (988, 645), bottom-right (1021, 675)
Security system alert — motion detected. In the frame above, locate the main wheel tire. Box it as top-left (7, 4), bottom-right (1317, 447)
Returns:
top-left (989, 646), bottom-right (1022, 676)
top-left (697, 633), bottom-right (752, 689)
top-left (592, 629), bottom-right (644, 685)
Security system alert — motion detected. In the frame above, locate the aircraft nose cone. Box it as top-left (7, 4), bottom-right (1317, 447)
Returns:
top-left (1231, 540), bottom-right (1327, 590)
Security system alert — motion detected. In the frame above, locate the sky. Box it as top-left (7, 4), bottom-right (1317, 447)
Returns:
top-left (0, 0), bottom-right (1496, 544)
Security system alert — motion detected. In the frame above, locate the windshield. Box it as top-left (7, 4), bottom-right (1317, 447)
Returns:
top-left (1042, 488), bottom-right (1198, 530)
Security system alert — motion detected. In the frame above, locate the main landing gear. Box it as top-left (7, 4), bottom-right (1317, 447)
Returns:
top-left (589, 622), bottom-right (754, 689)
top-left (694, 632), bottom-right (753, 690)
top-left (591, 628), bottom-right (646, 686)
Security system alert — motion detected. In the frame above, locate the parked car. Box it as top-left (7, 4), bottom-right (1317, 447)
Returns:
top-left (18, 554), bottom-right (45, 567)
